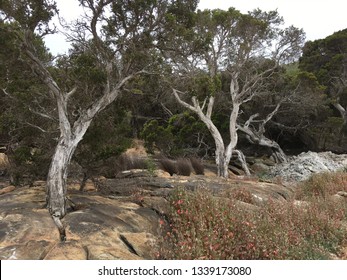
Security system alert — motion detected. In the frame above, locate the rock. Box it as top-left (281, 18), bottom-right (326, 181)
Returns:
top-left (154, 169), bottom-right (171, 178)
top-left (0, 170), bottom-right (300, 260)
top-left (142, 196), bottom-right (170, 215)
top-left (31, 181), bottom-right (46, 188)
top-left (119, 232), bottom-right (156, 259)
top-left (44, 240), bottom-right (87, 260)
top-left (229, 165), bottom-right (245, 176)
top-left (0, 240), bottom-right (53, 260)
top-left (0, 153), bottom-right (10, 175)
top-left (337, 191), bottom-right (347, 197)
top-left (225, 180), bottom-right (294, 205)
top-left (116, 169), bottom-right (152, 179)
top-left (0, 186), bottom-right (161, 260)
top-left (0, 185), bottom-right (16, 195)
top-left (269, 151), bottom-right (347, 181)
top-left (251, 162), bottom-right (271, 174)
top-left (83, 179), bottom-right (96, 192)
top-left (86, 245), bottom-right (142, 260)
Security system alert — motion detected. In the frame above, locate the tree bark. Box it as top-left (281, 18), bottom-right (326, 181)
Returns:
top-left (238, 125), bottom-right (287, 163)
top-left (215, 147), bottom-right (229, 178)
top-left (46, 138), bottom-right (78, 241)
top-left (333, 103), bottom-right (347, 124)
top-left (172, 89), bottom-right (246, 178)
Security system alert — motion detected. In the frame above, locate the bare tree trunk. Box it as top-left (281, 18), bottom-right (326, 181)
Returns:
top-left (258, 137), bottom-right (287, 163)
top-left (240, 128), bottom-right (287, 163)
top-left (215, 147), bottom-right (229, 178)
top-left (234, 149), bottom-right (251, 176)
top-left (172, 90), bottom-right (248, 178)
top-left (46, 138), bottom-right (77, 241)
top-left (333, 103), bottom-right (347, 124)
top-left (237, 103), bottom-right (287, 164)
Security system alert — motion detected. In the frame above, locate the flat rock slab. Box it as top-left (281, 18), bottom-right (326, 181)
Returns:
top-left (0, 187), bottom-right (160, 260)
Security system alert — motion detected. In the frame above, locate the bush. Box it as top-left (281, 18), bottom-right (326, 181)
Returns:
top-left (227, 188), bottom-right (255, 205)
top-left (157, 187), bottom-right (347, 260)
top-left (176, 158), bottom-right (192, 176)
top-left (296, 171), bottom-right (347, 200)
top-left (115, 154), bottom-right (147, 172)
top-left (190, 157), bottom-right (205, 175)
top-left (159, 158), bottom-right (177, 176)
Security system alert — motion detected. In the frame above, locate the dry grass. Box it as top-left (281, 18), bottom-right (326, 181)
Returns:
top-left (295, 171), bottom-right (347, 200)
top-left (157, 172), bottom-right (347, 260)
top-left (159, 158), bottom-right (177, 176)
top-left (176, 158), bottom-right (192, 176)
top-left (189, 157), bottom-right (205, 175)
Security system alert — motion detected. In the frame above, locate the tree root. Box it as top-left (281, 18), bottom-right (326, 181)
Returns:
top-left (52, 214), bottom-right (66, 242)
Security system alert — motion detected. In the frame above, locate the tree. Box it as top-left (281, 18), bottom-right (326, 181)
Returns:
top-left (0, 8), bottom-right (58, 184)
top-left (1, 0), bottom-right (194, 240)
top-left (165, 8), bottom-right (304, 177)
top-left (299, 29), bottom-right (347, 124)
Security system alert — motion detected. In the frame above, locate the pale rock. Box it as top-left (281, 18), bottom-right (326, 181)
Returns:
top-left (269, 151), bottom-right (347, 181)
top-left (83, 179), bottom-right (96, 192)
top-left (0, 185), bottom-right (15, 195)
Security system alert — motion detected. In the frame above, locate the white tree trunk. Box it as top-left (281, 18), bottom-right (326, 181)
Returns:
top-left (240, 126), bottom-right (287, 163)
top-left (172, 90), bottom-right (246, 178)
top-left (215, 147), bottom-right (229, 178)
top-left (46, 139), bottom-right (77, 240)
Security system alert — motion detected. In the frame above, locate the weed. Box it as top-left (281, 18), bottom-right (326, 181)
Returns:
top-left (157, 186), bottom-right (347, 260)
top-left (296, 171), bottom-right (347, 200)
top-left (226, 188), bottom-right (255, 204)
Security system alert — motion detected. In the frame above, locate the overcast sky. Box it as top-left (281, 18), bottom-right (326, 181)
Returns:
top-left (45, 0), bottom-right (347, 55)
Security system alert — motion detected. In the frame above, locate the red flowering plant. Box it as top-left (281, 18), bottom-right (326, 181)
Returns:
top-left (157, 178), bottom-right (347, 260)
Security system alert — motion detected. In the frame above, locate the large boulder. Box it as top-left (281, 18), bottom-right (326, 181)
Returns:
top-left (269, 151), bottom-right (347, 181)
top-left (0, 153), bottom-right (10, 175)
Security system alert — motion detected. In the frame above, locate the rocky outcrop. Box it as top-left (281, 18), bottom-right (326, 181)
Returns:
top-left (269, 151), bottom-right (347, 181)
top-left (0, 169), bottom-right (295, 260)
top-left (0, 186), bottom-right (161, 260)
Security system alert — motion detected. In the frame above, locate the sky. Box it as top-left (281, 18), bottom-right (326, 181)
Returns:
top-left (44, 0), bottom-right (347, 55)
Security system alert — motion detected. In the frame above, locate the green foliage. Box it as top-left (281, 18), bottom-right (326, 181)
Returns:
top-left (299, 28), bottom-right (347, 108)
top-left (188, 74), bottom-right (222, 97)
top-left (70, 52), bottom-right (107, 85)
top-left (75, 106), bottom-right (133, 170)
top-left (141, 112), bottom-right (213, 156)
top-left (0, 0), bottom-right (57, 33)
top-left (0, 22), bottom-right (57, 181)
top-left (140, 119), bottom-right (173, 154)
